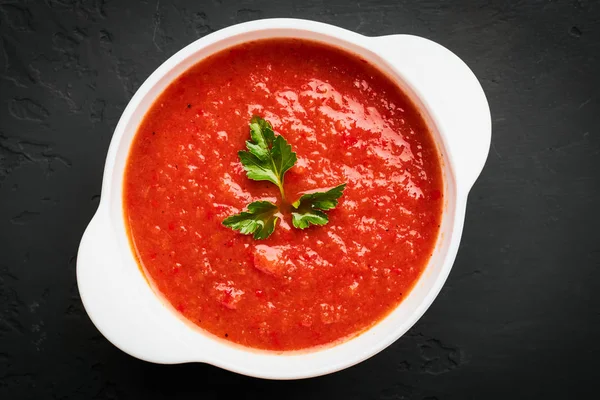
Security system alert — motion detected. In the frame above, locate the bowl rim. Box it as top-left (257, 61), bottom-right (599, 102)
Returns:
top-left (78, 17), bottom-right (490, 379)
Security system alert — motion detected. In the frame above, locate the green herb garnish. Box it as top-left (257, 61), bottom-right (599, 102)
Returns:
top-left (238, 116), bottom-right (297, 200)
top-left (223, 116), bottom-right (346, 239)
top-left (222, 201), bottom-right (279, 240)
top-left (291, 184), bottom-right (347, 229)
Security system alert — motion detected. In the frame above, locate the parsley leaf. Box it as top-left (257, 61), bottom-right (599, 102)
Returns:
top-left (238, 116), bottom-right (297, 199)
top-left (223, 117), bottom-right (348, 239)
top-left (222, 201), bottom-right (279, 240)
top-left (247, 115), bottom-right (275, 158)
top-left (291, 183), bottom-right (347, 229)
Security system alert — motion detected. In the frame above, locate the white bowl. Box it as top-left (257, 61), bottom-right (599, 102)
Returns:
top-left (77, 18), bottom-right (491, 379)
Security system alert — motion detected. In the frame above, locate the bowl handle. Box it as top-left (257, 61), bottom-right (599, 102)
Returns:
top-left (77, 208), bottom-right (198, 363)
top-left (369, 34), bottom-right (492, 193)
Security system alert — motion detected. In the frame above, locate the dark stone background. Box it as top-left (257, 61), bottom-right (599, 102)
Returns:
top-left (1, 0), bottom-right (599, 398)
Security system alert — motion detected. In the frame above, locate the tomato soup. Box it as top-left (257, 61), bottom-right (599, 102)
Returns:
top-left (124, 39), bottom-right (443, 351)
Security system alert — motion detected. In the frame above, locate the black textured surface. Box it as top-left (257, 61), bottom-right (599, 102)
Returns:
top-left (1, 0), bottom-right (599, 398)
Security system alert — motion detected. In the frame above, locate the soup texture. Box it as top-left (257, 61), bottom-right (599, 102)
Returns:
top-left (124, 39), bottom-right (443, 350)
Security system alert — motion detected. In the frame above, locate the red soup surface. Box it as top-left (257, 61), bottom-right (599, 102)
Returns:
top-left (124, 39), bottom-right (443, 351)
